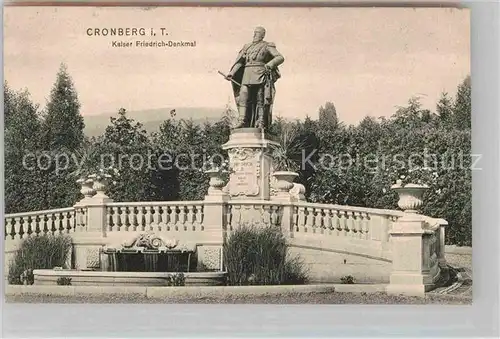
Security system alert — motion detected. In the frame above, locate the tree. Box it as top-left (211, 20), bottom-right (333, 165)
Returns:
top-left (4, 83), bottom-right (45, 213)
top-left (318, 102), bottom-right (338, 130)
top-left (37, 64), bottom-right (85, 209)
top-left (453, 75), bottom-right (471, 129)
top-left (436, 92), bottom-right (454, 125)
top-left (87, 108), bottom-right (174, 202)
top-left (41, 63), bottom-right (85, 152)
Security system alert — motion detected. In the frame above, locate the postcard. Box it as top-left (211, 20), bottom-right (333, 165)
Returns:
top-left (3, 6), bottom-right (471, 305)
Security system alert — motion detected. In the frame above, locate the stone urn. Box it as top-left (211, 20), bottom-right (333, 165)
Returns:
top-left (391, 182), bottom-right (429, 213)
top-left (77, 178), bottom-right (95, 199)
top-left (273, 171), bottom-right (299, 194)
top-left (88, 174), bottom-right (111, 198)
top-left (205, 169), bottom-right (226, 195)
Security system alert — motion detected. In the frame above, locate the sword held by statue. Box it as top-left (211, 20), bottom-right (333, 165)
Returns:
top-left (217, 70), bottom-right (241, 87)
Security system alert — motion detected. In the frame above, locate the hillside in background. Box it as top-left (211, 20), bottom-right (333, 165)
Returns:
top-left (83, 106), bottom-right (226, 137)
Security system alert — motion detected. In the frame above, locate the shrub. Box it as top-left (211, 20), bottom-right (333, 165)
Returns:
top-left (340, 275), bottom-right (355, 284)
top-left (166, 272), bottom-right (185, 286)
top-left (224, 225), bottom-right (308, 285)
top-left (56, 277), bottom-right (72, 285)
top-left (8, 234), bottom-right (73, 285)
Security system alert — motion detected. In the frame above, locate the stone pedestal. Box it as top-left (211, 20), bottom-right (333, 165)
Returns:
top-left (386, 213), bottom-right (438, 297)
top-left (200, 193), bottom-right (228, 271)
top-left (222, 128), bottom-right (278, 200)
top-left (72, 187), bottom-right (113, 270)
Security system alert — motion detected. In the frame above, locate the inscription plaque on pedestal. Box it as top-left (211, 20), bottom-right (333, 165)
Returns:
top-left (228, 148), bottom-right (260, 197)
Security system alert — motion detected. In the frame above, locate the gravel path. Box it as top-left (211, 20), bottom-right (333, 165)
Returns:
top-left (6, 291), bottom-right (471, 304)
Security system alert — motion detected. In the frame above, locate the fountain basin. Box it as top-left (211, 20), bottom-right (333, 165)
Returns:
top-left (33, 269), bottom-right (226, 286)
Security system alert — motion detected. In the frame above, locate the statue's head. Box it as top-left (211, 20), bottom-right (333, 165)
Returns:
top-left (253, 26), bottom-right (266, 42)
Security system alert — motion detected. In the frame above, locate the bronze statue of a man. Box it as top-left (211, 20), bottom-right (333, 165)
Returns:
top-left (225, 26), bottom-right (284, 130)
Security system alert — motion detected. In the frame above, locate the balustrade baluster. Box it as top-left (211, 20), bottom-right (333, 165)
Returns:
top-left (37, 215), bottom-right (42, 236)
top-left (106, 207), bottom-right (113, 232)
top-left (362, 213), bottom-right (370, 239)
top-left (350, 211), bottom-right (358, 236)
top-left (305, 207), bottom-right (314, 233)
top-left (34, 215), bottom-right (41, 236)
top-left (350, 211), bottom-right (357, 237)
top-left (18, 217), bottom-right (25, 239)
top-left (158, 206), bottom-right (166, 232)
top-left (32, 215), bottom-right (39, 236)
top-left (193, 204), bottom-right (200, 230)
top-left (110, 207), bottom-right (118, 232)
top-left (291, 206), bottom-right (298, 232)
top-left (315, 208), bottom-right (323, 233)
top-left (358, 212), bottom-right (365, 237)
top-left (152, 206), bottom-right (160, 232)
top-left (297, 206), bottom-right (306, 232)
top-left (198, 204), bottom-right (205, 230)
top-left (135, 207), bottom-right (141, 231)
top-left (25, 216), bottom-right (32, 237)
top-left (179, 206), bottom-right (187, 231)
top-left (131, 207), bottom-right (138, 231)
top-left (142, 206), bottom-right (151, 231)
top-left (19, 217), bottom-right (27, 239)
top-left (118, 207), bottom-right (124, 231)
top-left (77, 208), bottom-right (85, 232)
top-left (24, 216), bottom-right (32, 238)
top-left (325, 209), bottom-right (334, 234)
top-left (59, 212), bottom-right (65, 234)
top-left (53, 213), bottom-right (61, 234)
top-left (61, 212), bottom-right (67, 234)
top-left (355, 212), bottom-right (363, 238)
top-left (45, 214), bottom-right (53, 235)
top-left (164, 206), bottom-right (172, 231)
top-left (184, 205), bottom-right (193, 231)
top-left (60, 213), bottom-right (67, 234)
top-left (67, 211), bottom-right (73, 233)
top-left (173, 206), bottom-right (180, 231)
top-left (13, 217), bottom-right (21, 240)
top-left (5, 218), bottom-right (11, 240)
top-left (138, 206), bottom-right (146, 231)
top-left (51, 213), bottom-right (56, 235)
top-left (124, 207), bottom-right (131, 231)
top-left (341, 211), bottom-right (349, 236)
top-left (6, 218), bottom-right (14, 240)
top-left (72, 208), bottom-right (80, 232)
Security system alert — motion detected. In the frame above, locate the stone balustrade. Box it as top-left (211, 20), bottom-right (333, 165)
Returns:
top-left (4, 207), bottom-right (80, 240)
top-left (291, 202), bottom-right (402, 240)
top-left (106, 201), bottom-right (205, 233)
top-left (3, 188), bottom-right (447, 296)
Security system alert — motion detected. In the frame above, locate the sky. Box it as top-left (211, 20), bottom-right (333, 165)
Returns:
top-left (3, 6), bottom-right (470, 124)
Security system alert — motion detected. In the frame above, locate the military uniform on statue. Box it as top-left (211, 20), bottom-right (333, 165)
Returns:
top-left (225, 26), bottom-right (284, 130)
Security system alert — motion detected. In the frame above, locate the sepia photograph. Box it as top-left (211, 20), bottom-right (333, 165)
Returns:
top-left (3, 6), bottom-right (472, 305)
